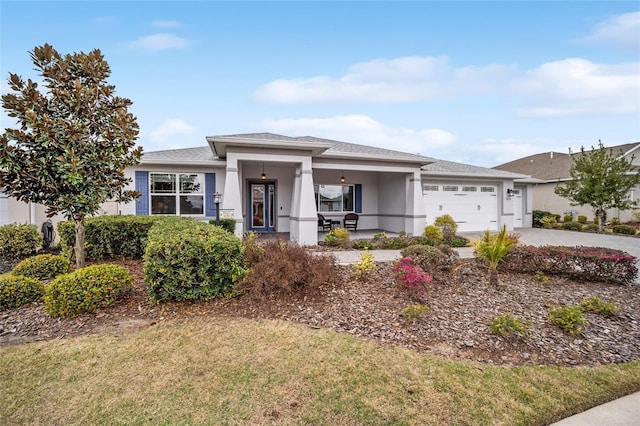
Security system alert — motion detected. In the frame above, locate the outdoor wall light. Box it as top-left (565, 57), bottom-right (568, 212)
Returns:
top-left (506, 188), bottom-right (514, 197)
top-left (213, 192), bottom-right (223, 225)
top-left (261, 162), bottom-right (266, 180)
top-left (340, 170), bottom-right (345, 183)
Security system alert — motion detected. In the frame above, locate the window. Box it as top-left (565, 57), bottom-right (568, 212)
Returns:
top-left (481, 186), bottom-right (495, 193)
top-left (423, 185), bottom-right (439, 192)
top-left (314, 184), bottom-right (354, 213)
top-left (150, 173), bottom-right (204, 215)
top-left (443, 185), bottom-right (459, 192)
top-left (462, 186), bottom-right (477, 192)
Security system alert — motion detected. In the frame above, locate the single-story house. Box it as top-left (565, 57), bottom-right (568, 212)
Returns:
top-left (493, 142), bottom-right (640, 223)
top-left (2, 133), bottom-right (535, 245)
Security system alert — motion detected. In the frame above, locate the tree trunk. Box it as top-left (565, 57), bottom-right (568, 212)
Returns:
top-left (74, 216), bottom-right (86, 269)
top-left (489, 267), bottom-right (499, 287)
top-left (597, 211), bottom-right (604, 232)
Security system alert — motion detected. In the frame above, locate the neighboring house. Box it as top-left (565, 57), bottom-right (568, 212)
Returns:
top-left (3, 133), bottom-right (535, 245)
top-left (494, 142), bottom-right (640, 223)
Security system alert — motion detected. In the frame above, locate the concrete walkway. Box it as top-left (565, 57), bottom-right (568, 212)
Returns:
top-left (329, 228), bottom-right (640, 425)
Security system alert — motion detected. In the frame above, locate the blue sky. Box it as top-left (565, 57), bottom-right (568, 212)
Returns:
top-left (1, 1), bottom-right (639, 167)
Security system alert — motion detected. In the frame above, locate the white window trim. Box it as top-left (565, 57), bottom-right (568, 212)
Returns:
top-left (149, 172), bottom-right (205, 216)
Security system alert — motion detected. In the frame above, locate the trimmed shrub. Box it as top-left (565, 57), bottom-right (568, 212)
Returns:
top-left (577, 215), bottom-right (588, 224)
top-left (0, 224), bottom-right (40, 260)
top-left (392, 257), bottom-right (433, 301)
top-left (502, 245), bottom-right (638, 284)
top-left (0, 274), bottom-right (44, 310)
top-left (489, 314), bottom-right (530, 337)
top-left (324, 227), bottom-right (350, 247)
top-left (583, 224), bottom-right (599, 232)
top-left (401, 244), bottom-right (459, 277)
top-left (401, 304), bottom-right (429, 321)
top-left (238, 240), bottom-right (335, 298)
top-left (209, 218), bottom-right (236, 234)
top-left (353, 250), bottom-right (376, 282)
top-left (11, 254), bottom-right (70, 280)
top-left (43, 264), bottom-right (133, 317)
top-left (561, 221), bottom-right (582, 231)
top-left (533, 210), bottom-right (556, 228)
top-left (144, 218), bottom-right (246, 303)
top-left (549, 306), bottom-right (586, 334)
top-left (434, 214), bottom-right (457, 241)
top-left (58, 215), bottom-right (159, 261)
top-left (540, 216), bottom-right (557, 229)
top-left (563, 215), bottom-right (573, 223)
top-left (423, 225), bottom-right (443, 245)
top-left (612, 225), bottom-right (637, 235)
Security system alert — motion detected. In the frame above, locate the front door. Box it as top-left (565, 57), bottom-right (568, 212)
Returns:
top-left (248, 181), bottom-right (276, 232)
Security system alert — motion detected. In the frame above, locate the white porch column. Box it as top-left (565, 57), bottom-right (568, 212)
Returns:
top-left (290, 164), bottom-right (302, 241)
top-left (223, 155), bottom-right (243, 237)
top-left (293, 159), bottom-right (317, 246)
top-left (405, 171), bottom-right (426, 236)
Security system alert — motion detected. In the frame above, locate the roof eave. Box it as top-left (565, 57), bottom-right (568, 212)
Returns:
top-left (321, 151), bottom-right (435, 166)
top-left (141, 158), bottom-right (226, 167)
top-left (207, 135), bottom-right (332, 157)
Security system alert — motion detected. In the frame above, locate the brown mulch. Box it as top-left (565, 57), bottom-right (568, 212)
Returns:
top-left (1, 257), bottom-right (639, 367)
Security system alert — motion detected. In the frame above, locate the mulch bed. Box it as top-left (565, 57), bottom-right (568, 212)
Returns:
top-left (1, 257), bottom-right (639, 367)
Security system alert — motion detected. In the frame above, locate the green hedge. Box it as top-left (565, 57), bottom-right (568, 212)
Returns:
top-left (58, 215), bottom-right (159, 261)
top-left (0, 224), bottom-right (40, 260)
top-left (0, 274), bottom-right (44, 310)
top-left (208, 218), bottom-right (236, 234)
top-left (44, 264), bottom-right (134, 317)
top-left (612, 225), bottom-right (637, 235)
top-left (11, 254), bottom-right (70, 280)
top-left (144, 217), bottom-right (246, 303)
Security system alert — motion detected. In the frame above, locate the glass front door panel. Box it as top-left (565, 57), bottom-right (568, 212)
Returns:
top-left (251, 184), bottom-right (265, 228)
top-left (269, 184), bottom-right (275, 228)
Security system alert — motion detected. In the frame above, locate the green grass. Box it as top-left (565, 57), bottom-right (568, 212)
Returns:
top-left (2, 318), bottom-right (639, 425)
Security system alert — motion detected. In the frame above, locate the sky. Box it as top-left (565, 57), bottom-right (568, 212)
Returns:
top-left (1, 1), bottom-right (639, 168)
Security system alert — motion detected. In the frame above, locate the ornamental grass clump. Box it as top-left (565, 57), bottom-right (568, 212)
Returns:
top-left (473, 226), bottom-right (515, 287)
top-left (392, 257), bottom-right (433, 301)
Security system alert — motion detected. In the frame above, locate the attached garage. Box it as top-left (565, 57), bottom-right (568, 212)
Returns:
top-left (423, 183), bottom-right (498, 232)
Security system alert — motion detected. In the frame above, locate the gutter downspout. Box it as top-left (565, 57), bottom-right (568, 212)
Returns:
top-left (29, 202), bottom-right (36, 225)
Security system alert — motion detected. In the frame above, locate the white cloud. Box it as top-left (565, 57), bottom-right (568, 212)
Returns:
top-left (259, 114), bottom-right (456, 156)
top-left (575, 11), bottom-right (640, 52)
top-left (513, 58), bottom-right (640, 117)
top-left (147, 119), bottom-right (198, 146)
top-left (128, 33), bottom-right (189, 52)
top-left (152, 20), bottom-right (183, 29)
top-left (253, 56), bottom-right (513, 103)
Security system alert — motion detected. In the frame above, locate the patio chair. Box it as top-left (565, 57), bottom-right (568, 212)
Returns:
top-left (317, 213), bottom-right (332, 232)
top-left (343, 213), bottom-right (359, 232)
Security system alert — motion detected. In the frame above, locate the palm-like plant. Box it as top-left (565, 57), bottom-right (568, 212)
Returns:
top-left (474, 226), bottom-right (516, 287)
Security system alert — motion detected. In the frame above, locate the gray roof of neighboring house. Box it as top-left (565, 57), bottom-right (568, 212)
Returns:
top-left (210, 132), bottom-right (437, 163)
top-left (141, 146), bottom-right (220, 165)
top-left (493, 142), bottom-right (640, 181)
top-left (423, 159), bottom-right (530, 179)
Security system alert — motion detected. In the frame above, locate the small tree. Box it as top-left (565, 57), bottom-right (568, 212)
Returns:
top-left (555, 141), bottom-right (639, 232)
top-left (0, 44), bottom-right (142, 267)
top-left (474, 226), bottom-right (515, 287)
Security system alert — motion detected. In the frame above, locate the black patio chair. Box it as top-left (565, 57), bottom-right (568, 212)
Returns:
top-left (343, 213), bottom-right (359, 232)
top-left (317, 213), bottom-right (332, 232)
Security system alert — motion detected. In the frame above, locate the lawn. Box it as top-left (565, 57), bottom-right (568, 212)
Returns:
top-left (2, 317), bottom-right (639, 425)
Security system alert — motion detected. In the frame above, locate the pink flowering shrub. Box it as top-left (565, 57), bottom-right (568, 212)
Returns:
top-left (392, 257), bottom-right (434, 300)
top-left (502, 245), bottom-right (638, 284)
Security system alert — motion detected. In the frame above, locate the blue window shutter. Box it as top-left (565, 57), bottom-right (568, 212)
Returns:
top-left (355, 184), bottom-right (362, 213)
top-left (205, 173), bottom-right (216, 217)
top-left (135, 171), bottom-right (149, 215)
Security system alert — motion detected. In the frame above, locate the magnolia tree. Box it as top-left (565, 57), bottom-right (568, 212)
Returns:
top-left (554, 141), bottom-right (639, 231)
top-left (0, 44), bottom-right (142, 267)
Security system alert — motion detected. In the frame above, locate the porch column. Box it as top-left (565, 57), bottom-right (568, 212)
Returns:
top-left (290, 164), bottom-right (301, 241)
top-left (223, 155), bottom-right (243, 237)
top-left (292, 159), bottom-right (317, 246)
top-left (405, 171), bottom-right (426, 236)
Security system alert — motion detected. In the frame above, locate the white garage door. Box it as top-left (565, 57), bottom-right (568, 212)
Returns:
top-left (513, 188), bottom-right (523, 228)
top-left (423, 184), bottom-right (498, 232)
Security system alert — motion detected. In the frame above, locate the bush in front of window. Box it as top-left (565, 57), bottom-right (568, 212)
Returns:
top-left (209, 218), bottom-right (236, 234)
top-left (144, 218), bottom-right (247, 303)
top-left (0, 223), bottom-right (40, 260)
top-left (58, 215), bottom-right (158, 261)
